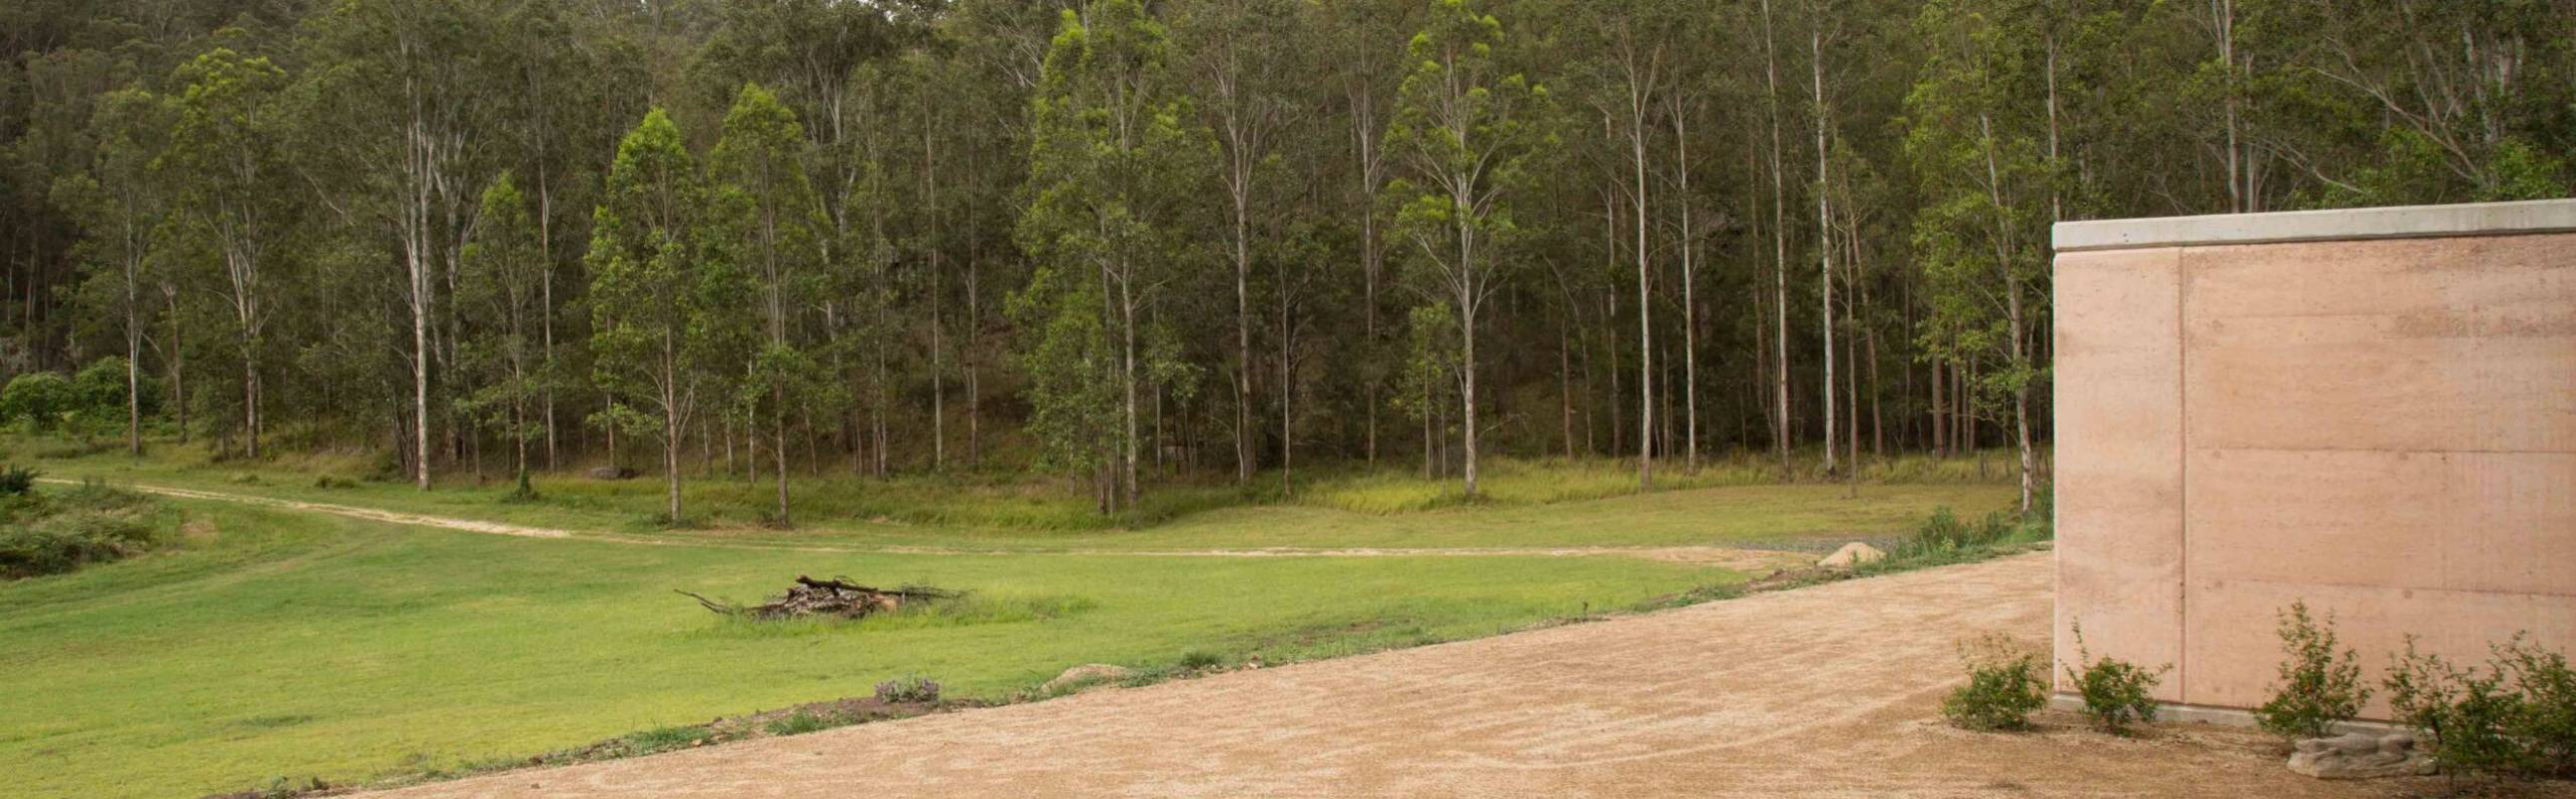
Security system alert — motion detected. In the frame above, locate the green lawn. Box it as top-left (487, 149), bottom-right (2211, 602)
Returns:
top-left (11, 440), bottom-right (2018, 551)
top-left (0, 440), bottom-right (2021, 799)
top-left (0, 498), bottom-right (1736, 799)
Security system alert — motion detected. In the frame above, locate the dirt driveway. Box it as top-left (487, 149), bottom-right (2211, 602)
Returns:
top-left (358, 552), bottom-right (2510, 799)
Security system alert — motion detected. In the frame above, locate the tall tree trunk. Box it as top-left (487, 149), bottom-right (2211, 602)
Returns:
top-left (1812, 18), bottom-right (1838, 476)
top-left (1671, 97), bottom-right (1699, 473)
top-left (1232, 173), bottom-right (1255, 485)
top-left (1760, 0), bottom-right (1792, 479)
top-left (1632, 108), bottom-right (1653, 489)
top-left (123, 249), bottom-right (141, 456)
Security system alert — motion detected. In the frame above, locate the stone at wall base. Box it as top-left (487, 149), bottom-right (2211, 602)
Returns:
top-left (1817, 542), bottom-right (1887, 568)
top-left (2286, 732), bottom-right (2436, 780)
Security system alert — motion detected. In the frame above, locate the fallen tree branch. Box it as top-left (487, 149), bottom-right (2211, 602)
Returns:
top-left (680, 577), bottom-right (962, 620)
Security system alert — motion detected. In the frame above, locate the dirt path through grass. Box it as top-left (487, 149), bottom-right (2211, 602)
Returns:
top-left (354, 553), bottom-right (2437, 799)
top-left (50, 478), bottom-right (1808, 570)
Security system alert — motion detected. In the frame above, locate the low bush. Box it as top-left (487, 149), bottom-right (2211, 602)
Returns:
top-left (2385, 634), bottom-right (2576, 782)
top-left (1176, 649), bottom-right (1226, 671)
top-left (1885, 499), bottom-right (2051, 563)
top-left (0, 463), bottom-right (36, 495)
top-left (0, 372), bottom-right (76, 430)
top-left (2496, 635), bottom-right (2576, 778)
top-left (2386, 637), bottom-right (2523, 780)
top-left (2060, 622), bottom-right (2169, 734)
top-left (0, 481), bottom-right (169, 578)
top-left (873, 674), bottom-right (941, 704)
top-left (312, 475), bottom-right (359, 490)
top-left (1943, 633), bottom-right (2048, 732)
top-left (2254, 600), bottom-right (2370, 740)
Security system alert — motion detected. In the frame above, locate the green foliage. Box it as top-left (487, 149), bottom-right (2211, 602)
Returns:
top-left (1, 363), bottom-right (157, 434)
top-left (763, 709), bottom-right (837, 736)
top-left (614, 724), bottom-right (711, 755)
top-left (872, 674), bottom-right (943, 704)
top-left (2385, 637), bottom-right (2523, 779)
top-left (1010, 0), bottom-right (1211, 508)
top-left (0, 373), bottom-right (79, 430)
top-left (1176, 649), bottom-right (1225, 670)
top-left (1942, 633), bottom-right (2047, 732)
top-left (2061, 622), bottom-right (2169, 735)
top-left (2496, 636), bottom-right (2576, 779)
top-left (72, 357), bottom-right (157, 424)
top-left (1885, 499), bottom-right (2050, 563)
top-left (0, 480), bottom-right (170, 578)
top-left (2386, 635), bottom-right (2576, 781)
top-left (456, 173), bottom-right (550, 481)
top-left (2253, 600), bottom-right (2370, 740)
top-left (0, 464), bottom-right (38, 495)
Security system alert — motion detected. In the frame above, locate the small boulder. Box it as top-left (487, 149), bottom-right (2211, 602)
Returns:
top-left (586, 465), bottom-right (637, 480)
top-left (1818, 542), bottom-right (1887, 568)
top-left (2287, 731), bottom-right (2435, 779)
top-left (1041, 663), bottom-right (1135, 694)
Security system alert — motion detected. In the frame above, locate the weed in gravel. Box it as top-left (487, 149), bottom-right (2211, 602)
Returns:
top-left (1943, 633), bottom-right (2047, 732)
top-left (2061, 621), bottom-right (2169, 735)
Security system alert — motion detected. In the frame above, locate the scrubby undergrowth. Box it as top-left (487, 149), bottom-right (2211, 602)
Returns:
top-left (0, 473), bottom-right (177, 578)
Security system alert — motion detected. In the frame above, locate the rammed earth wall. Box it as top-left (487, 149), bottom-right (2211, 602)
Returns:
top-left (2050, 199), bottom-right (2576, 718)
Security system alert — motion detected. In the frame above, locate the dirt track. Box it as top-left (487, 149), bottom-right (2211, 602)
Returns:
top-left (361, 553), bottom-right (2486, 799)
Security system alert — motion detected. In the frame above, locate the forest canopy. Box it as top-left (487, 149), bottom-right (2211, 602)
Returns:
top-left (1, 0), bottom-right (2569, 517)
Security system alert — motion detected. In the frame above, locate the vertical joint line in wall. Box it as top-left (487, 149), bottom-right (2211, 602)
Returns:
top-left (2174, 247), bottom-right (2191, 703)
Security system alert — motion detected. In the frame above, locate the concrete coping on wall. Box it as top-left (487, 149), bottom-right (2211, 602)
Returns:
top-left (2053, 197), bottom-right (2576, 253)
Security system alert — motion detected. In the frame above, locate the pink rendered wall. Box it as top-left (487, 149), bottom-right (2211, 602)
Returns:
top-left (2053, 232), bottom-right (2576, 717)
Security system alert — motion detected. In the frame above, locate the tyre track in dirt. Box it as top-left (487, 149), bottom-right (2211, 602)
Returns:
top-left (357, 553), bottom-right (2446, 799)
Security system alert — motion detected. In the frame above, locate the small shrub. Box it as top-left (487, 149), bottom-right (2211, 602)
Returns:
top-left (2061, 622), bottom-right (2169, 734)
top-left (1943, 633), bottom-right (2048, 732)
top-left (312, 475), bottom-right (358, 490)
top-left (2386, 637), bottom-right (2524, 780)
top-left (873, 674), bottom-right (941, 704)
top-left (0, 463), bottom-right (36, 495)
top-left (2495, 635), bottom-right (2576, 779)
top-left (763, 709), bottom-right (836, 736)
top-left (1176, 649), bottom-right (1225, 671)
top-left (2254, 600), bottom-right (2370, 740)
top-left (0, 372), bottom-right (76, 430)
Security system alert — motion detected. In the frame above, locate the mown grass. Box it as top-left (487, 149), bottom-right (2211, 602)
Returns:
top-left (0, 433), bottom-right (2024, 798)
top-left (0, 499), bottom-right (1741, 799)
top-left (7, 434), bottom-right (2023, 551)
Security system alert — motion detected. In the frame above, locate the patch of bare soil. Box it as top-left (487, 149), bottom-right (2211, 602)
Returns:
top-left (351, 553), bottom-right (2566, 799)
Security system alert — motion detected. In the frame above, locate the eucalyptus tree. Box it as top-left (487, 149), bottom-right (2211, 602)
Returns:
top-left (1385, 0), bottom-right (1552, 498)
top-left (1755, 0), bottom-right (1794, 475)
top-left (1580, 0), bottom-right (1683, 486)
top-left (1308, 0), bottom-right (1417, 464)
top-left (495, 0), bottom-right (638, 470)
top-left (458, 174), bottom-right (544, 495)
top-left (1174, 0), bottom-right (1296, 484)
top-left (163, 45), bottom-right (296, 458)
top-left (1904, 0), bottom-right (2050, 511)
top-left (1015, 0), bottom-right (1209, 510)
top-left (52, 86), bottom-right (173, 455)
top-left (708, 82), bottom-right (826, 524)
top-left (299, 0), bottom-right (500, 488)
top-left (588, 109), bottom-right (742, 522)
top-left (2297, 0), bottom-right (2572, 204)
